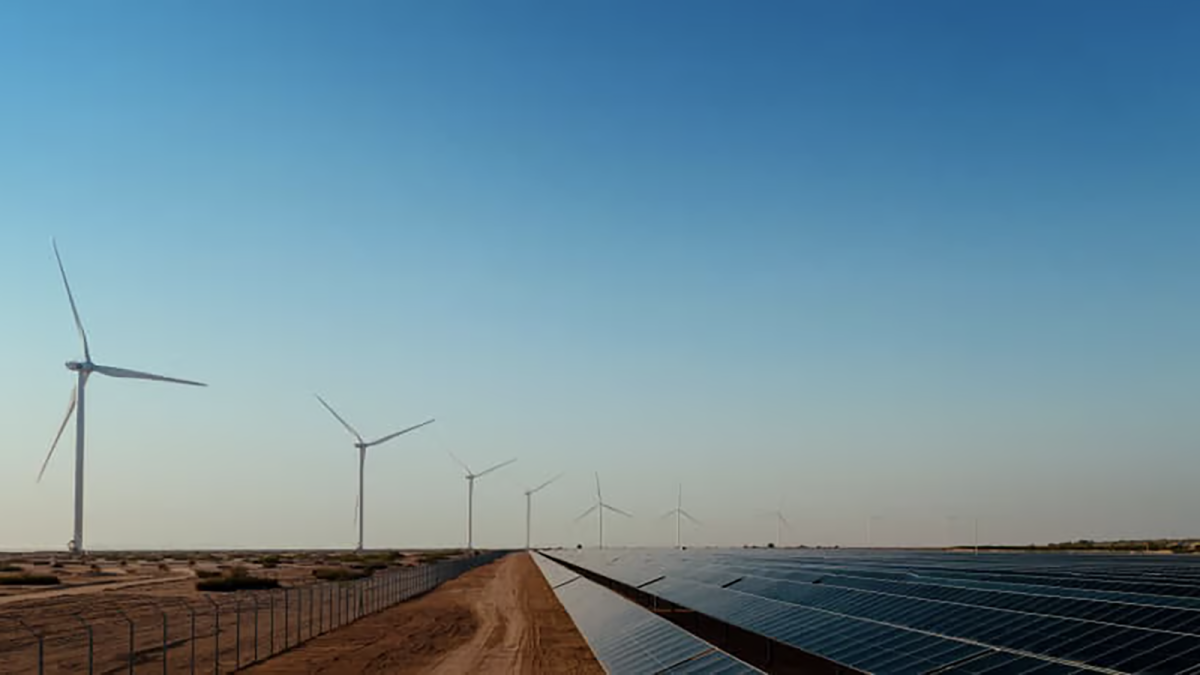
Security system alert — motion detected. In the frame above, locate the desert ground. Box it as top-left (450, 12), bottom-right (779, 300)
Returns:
top-left (243, 553), bottom-right (601, 674)
top-left (0, 550), bottom-right (598, 674)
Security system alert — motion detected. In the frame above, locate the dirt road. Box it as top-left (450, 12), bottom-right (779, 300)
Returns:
top-left (0, 573), bottom-right (192, 606)
top-left (244, 552), bottom-right (602, 675)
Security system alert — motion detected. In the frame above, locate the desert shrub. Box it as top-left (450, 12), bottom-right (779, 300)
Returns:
top-left (197, 575), bottom-right (280, 592)
top-left (89, 564), bottom-right (103, 575)
top-left (416, 550), bottom-right (462, 565)
top-left (196, 566), bottom-right (279, 592)
top-left (0, 573), bottom-right (61, 586)
top-left (195, 569), bottom-right (222, 579)
top-left (257, 555), bottom-right (281, 569)
top-left (0, 564), bottom-right (22, 573)
top-left (312, 567), bottom-right (371, 582)
top-left (158, 562), bottom-right (171, 572)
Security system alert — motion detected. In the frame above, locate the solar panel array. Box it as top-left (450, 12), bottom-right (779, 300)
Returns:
top-left (532, 553), bottom-right (764, 674)
top-left (544, 549), bottom-right (1200, 674)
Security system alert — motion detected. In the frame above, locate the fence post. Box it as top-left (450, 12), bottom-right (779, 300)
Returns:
top-left (253, 596), bottom-right (260, 664)
top-left (112, 609), bottom-right (135, 675)
top-left (284, 588), bottom-right (290, 649)
top-left (161, 608), bottom-right (169, 675)
top-left (72, 614), bottom-right (94, 675)
top-left (308, 586), bottom-right (314, 639)
top-left (269, 592), bottom-right (276, 656)
top-left (203, 596), bottom-right (220, 675)
top-left (185, 602), bottom-right (197, 675)
top-left (235, 597), bottom-right (242, 670)
top-left (11, 617), bottom-right (44, 675)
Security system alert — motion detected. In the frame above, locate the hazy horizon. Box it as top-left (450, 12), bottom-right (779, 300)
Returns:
top-left (3, 2), bottom-right (1198, 552)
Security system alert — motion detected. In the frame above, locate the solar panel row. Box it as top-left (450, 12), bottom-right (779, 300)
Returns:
top-left (545, 549), bottom-right (1200, 674)
top-left (532, 553), bottom-right (764, 674)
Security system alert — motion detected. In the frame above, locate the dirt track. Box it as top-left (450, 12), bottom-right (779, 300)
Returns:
top-left (244, 552), bottom-right (602, 674)
top-left (0, 573), bottom-right (192, 606)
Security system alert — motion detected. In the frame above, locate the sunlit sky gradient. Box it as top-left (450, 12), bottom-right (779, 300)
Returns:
top-left (2, 2), bottom-right (1199, 551)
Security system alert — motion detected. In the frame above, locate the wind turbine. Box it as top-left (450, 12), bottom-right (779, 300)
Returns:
top-left (574, 473), bottom-right (631, 549)
top-left (448, 452), bottom-right (516, 554)
top-left (661, 483), bottom-right (701, 550)
top-left (523, 472), bottom-right (563, 550)
top-left (38, 240), bottom-right (207, 556)
top-left (756, 498), bottom-right (790, 548)
top-left (315, 395), bottom-right (434, 552)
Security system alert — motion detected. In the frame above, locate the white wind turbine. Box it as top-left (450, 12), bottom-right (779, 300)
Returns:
top-left (661, 483), bottom-right (701, 550)
top-left (448, 452), bottom-right (516, 554)
top-left (575, 472), bottom-right (631, 549)
top-left (523, 472), bottom-right (563, 550)
top-left (756, 497), bottom-right (791, 548)
top-left (315, 395), bottom-right (434, 552)
top-left (38, 240), bottom-right (207, 556)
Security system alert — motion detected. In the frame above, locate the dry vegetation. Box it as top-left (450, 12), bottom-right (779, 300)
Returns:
top-left (0, 548), bottom-right (476, 673)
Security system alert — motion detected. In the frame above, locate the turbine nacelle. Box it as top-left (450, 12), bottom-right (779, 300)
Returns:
top-left (43, 240), bottom-right (207, 556)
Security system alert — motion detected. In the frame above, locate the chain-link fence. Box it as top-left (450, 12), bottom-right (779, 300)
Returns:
top-left (0, 551), bottom-right (507, 674)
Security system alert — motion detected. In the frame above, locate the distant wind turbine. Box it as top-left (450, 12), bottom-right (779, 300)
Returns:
top-left (448, 452), bottom-right (516, 554)
top-left (575, 473), bottom-right (631, 549)
top-left (38, 240), bottom-right (207, 556)
top-left (661, 483), bottom-right (701, 550)
top-left (756, 498), bottom-right (791, 548)
top-left (523, 472), bottom-right (563, 550)
top-left (315, 395), bottom-right (434, 552)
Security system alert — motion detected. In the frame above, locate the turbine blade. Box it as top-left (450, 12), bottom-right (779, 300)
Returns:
top-left (681, 509), bottom-right (703, 526)
top-left (660, 510), bottom-right (676, 520)
top-left (446, 449), bottom-right (472, 476)
top-left (314, 395), bottom-right (363, 443)
top-left (603, 503), bottom-right (632, 518)
top-left (573, 504), bottom-right (598, 522)
top-left (93, 365), bottom-right (206, 387)
top-left (476, 457), bottom-right (516, 479)
top-left (530, 472), bottom-right (564, 494)
top-left (366, 418), bottom-right (435, 447)
top-left (594, 472), bottom-right (602, 501)
top-left (38, 383), bottom-right (79, 482)
top-left (52, 240), bottom-right (90, 362)
top-left (779, 512), bottom-right (791, 527)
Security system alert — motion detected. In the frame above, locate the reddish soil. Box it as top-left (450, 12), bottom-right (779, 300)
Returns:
top-left (243, 553), bottom-right (602, 675)
top-left (0, 550), bottom-right (466, 674)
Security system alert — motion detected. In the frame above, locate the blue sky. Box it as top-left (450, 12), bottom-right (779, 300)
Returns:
top-left (2, 1), bottom-right (1198, 550)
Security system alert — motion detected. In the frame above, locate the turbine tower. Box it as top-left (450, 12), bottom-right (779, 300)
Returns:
top-left (315, 395), bottom-right (434, 552)
top-left (661, 483), bottom-right (701, 550)
top-left (448, 452), bottom-right (516, 554)
top-left (39, 240), bottom-right (207, 556)
top-left (574, 473), bottom-right (631, 549)
top-left (757, 498), bottom-right (790, 548)
top-left (523, 472), bottom-right (563, 550)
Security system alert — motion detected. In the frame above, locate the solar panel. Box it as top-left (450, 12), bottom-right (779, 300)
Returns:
top-left (532, 554), bottom-right (763, 674)
top-left (546, 548), bottom-right (1200, 673)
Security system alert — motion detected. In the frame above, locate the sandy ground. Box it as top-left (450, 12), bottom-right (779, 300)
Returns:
top-left (0, 573), bottom-right (191, 606)
top-left (244, 553), bottom-right (603, 675)
top-left (0, 550), bottom-right (471, 674)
